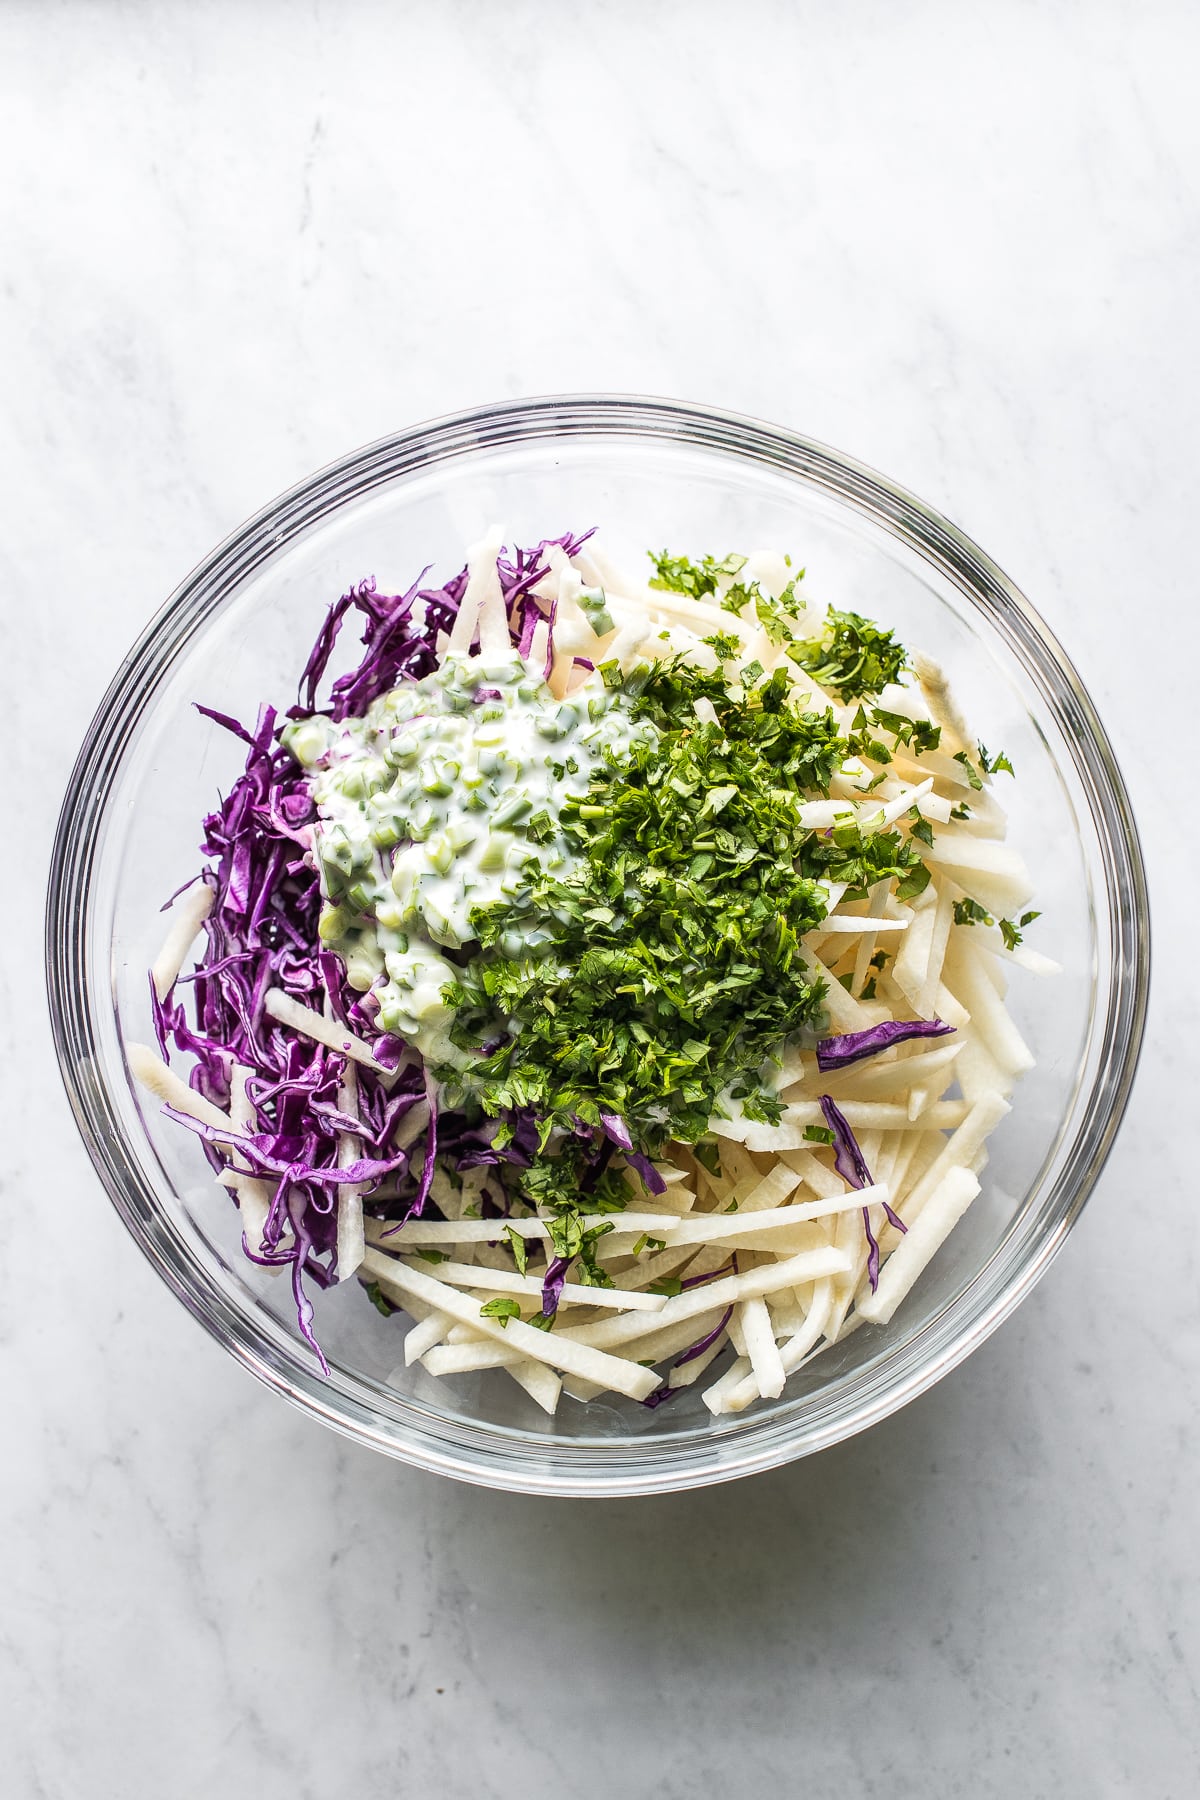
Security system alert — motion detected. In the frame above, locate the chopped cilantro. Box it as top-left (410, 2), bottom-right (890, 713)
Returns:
top-left (720, 580), bottom-right (761, 618)
top-left (953, 897), bottom-right (993, 927)
top-left (430, 587), bottom-right (935, 1268)
top-left (846, 725), bottom-right (894, 766)
top-left (693, 1140), bottom-right (723, 1178)
top-left (797, 813), bottom-right (929, 902)
top-left (415, 1248), bottom-right (451, 1264)
top-left (804, 1124), bottom-right (835, 1145)
top-left (896, 863), bottom-right (932, 901)
top-left (364, 1281), bottom-right (396, 1318)
top-left (792, 608), bottom-right (908, 700)
top-left (702, 630), bottom-right (743, 661)
top-left (503, 1225), bottom-right (528, 1275)
top-left (953, 750), bottom-right (984, 791)
top-left (631, 1234), bottom-right (667, 1257)
top-left (658, 554), bottom-right (816, 655)
top-left (978, 743), bottom-right (1015, 777)
top-left (951, 802), bottom-right (972, 821)
top-left (751, 575), bottom-right (808, 645)
top-left (999, 909), bottom-right (1041, 951)
top-left (650, 550), bottom-right (811, 647)
top-left (480, 1297), bottom-right (522, 1327)
top-left (909, 815), bottom-right (935, 848)
top-left (447, 660), bottom-right (859, 1192)
top-left (648, 550), bottom-right (746, 601)
top-left (576, 1222), bottom-right (616, 1287)
top-left (649, 1276), bottom-right (684, 1297)
top-left (870, 708), bottom-right (941, 755)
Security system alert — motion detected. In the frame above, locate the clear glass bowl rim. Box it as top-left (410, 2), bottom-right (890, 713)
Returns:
top-left (45, 393), bottom-right (1150, 1496)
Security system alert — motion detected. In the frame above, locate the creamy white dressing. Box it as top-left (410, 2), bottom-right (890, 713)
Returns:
top-left (283, 650), bottom-right (654, 1066)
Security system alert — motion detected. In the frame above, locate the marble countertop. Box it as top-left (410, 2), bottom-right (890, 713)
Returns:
top-left (3, 4), bottom-right (1196, 1795)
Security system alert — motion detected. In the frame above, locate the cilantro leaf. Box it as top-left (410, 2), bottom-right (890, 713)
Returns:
top-left (693, 1141), bottom-right (723, 1177)
top-left (792, 608), bottom-right (908, 700)
top-left (721, 580), bottom-right (761, 618)
top-left (954, 897), bottom-right (993, 927)
top-left (479, 1297), bottom-right (522, 1327)
top-left (504, 1225), bottom-right (528, 1276)
top-left (702, 631), bottom-right (742, 661)
top-left (999, 910), bottom-right (1040, 951)
top-left (364, 1281), bottom-right (396, 1318)
top-left (870, 707), bottom-right (941, 755)
top-left (648, 550), bottom-right (746, 600)
top-left (631, 1234), bottom-right (667, 1257)
top-left (978, 743), bottom-right (1015, 777)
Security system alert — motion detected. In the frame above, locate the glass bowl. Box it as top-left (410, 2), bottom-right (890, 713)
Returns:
top-left (46, 396), bottom-right (1149, 1496)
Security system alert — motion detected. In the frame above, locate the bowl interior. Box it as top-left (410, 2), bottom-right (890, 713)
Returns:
top-left (54, 402), bottom-right (1144, 1492)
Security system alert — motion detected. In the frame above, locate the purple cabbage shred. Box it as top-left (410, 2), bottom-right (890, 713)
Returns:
top-left (815, 1018), bottom-right (954, 1072)
top-left (599, 1112), bottom-right (633, 1151)
top-left (640, 1305), bottom-right (736, 1408)
top-left (623, 1150), bottom-right (667, 1196)
top-left (541, 1257), bottom-right (570, 1318)
top-left (155, 532), bottom-right (603, 1367)
top-left (818, 1094), bottom-right (905, 1293)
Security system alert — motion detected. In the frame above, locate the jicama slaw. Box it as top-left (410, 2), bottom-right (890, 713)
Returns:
top-left (130, 530), bottom-right (1049, 1416)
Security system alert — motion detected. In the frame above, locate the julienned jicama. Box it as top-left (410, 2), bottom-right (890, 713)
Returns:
top-left (130, 529), bottom-right (1052, 1417)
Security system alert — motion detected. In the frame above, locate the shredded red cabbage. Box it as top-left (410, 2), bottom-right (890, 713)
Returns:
top-left (680, 1258), bottom-right (736, 1291)
top-left (818, 1094), bottom-right (906, 1293)
top-left (815, 1018), bottom-right (954, 1072)
top-left (599, 1112), bottom-right (633, 1151)
top-left (155, 533), bottom-right (595, 1364)
top-left (819, 1094), bottom-right (874, 1190)
top-left (623, 1150), bottom-right (668, 1196)
top-left (674, 1304), bottom-right (736, 1366)
top-left (159, 872), bottom-right (202, 912)
top-left (541, 1257), bottom-right (570, 1317)
top-left (640, 1304), bottom-right (736, 1408)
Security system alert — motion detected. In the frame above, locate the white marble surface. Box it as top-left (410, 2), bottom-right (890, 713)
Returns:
top-left (3, 3), bottom-right (1197, 1794)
